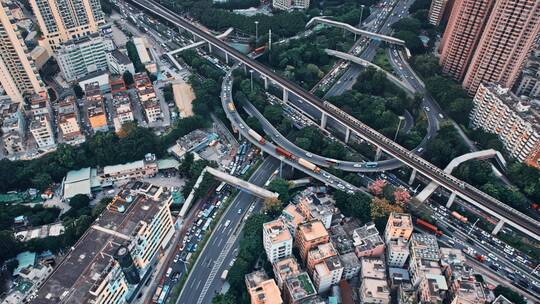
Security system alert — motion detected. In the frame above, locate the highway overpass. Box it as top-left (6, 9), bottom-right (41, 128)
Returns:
top-left (129, 0), bottom-right (540, 240)
top-left (306, 16), bottom-right (406, 45)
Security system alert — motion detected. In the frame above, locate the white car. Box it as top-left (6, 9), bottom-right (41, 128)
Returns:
top-left (306, 152), bottom-right (313, 157)
top-left (353, 163), bottom-right (362, 168)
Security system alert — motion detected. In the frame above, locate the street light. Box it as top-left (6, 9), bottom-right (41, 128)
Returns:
top-left (254, 21), bottom-right (259, 42)
top-left (359, 5), bottom-right (365, 27)
top-left (249, 69), bottom-right (254, 92)
top-left (393, 116), bottom-right (405, 142)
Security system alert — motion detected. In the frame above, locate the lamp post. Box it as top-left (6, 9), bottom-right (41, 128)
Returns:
top-left (394, 116), bottom-right (405, 142)
top-left (254, 21), bottom-right (259, 42)
top-left (249, 69), bottom-right (254, 92)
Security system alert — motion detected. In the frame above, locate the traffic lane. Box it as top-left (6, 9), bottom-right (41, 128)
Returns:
top-left (177, 158), bottom-right (279, 304)
top-left (200, 202), bottom-right (265, 303)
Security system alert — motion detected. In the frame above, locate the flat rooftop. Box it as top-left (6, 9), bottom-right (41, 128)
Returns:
top-left (34, 186), bottom-right (169, 304)
top-left (298, 220), bottom-right (328, 242)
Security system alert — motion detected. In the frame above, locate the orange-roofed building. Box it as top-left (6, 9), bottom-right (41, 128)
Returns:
top-left (245, 270), bottom-right (283, 304)
top-left (295, 220), bottom-right (329, 262)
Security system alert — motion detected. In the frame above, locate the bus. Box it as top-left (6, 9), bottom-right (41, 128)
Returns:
top-left (221, 270), bottom-right (229, 280)
top-left (216, 182), bottom-right (226, 193)
top-left (240, 164), bottom-right (251, 175)
top-left (157, 284), bottom-right (170, 304)
top-left (202, 218), bottom-right (212, 232)
top-left (152, 286), bottom-right (163, 303)
top-left (203, 205), bottom-right (215, 218)
top-left (365, 162), bottom-right (378, 168)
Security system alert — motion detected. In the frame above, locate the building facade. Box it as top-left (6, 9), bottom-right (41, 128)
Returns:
top-left (272, 0), bottom-right (310, 10)
top-left (57, 95), bottom-right (85, 145)
top-left (295, 220), bottom-right (329, 262)
top-left (0, 2), bottom-right (45, 103)
top-left (440, 0), bottom-right (540, 95)
top-left (0, 97), bottom-right (25, 155)
top-left (29, 114), bottom-right (55, 148)
top-left (263, 219), bottom-right (293, 264)
top-left (30, 0), bottom-right (105, 52)
top-left (312, 256), bottom-right (343, 293)
top-left (470, 83), bottom-right (540, 167)
top-left (56, 33), bottom-right (114, 82)
top-left (112, 92), bottom-right (134, 132)
top-left (514, 44), bottom-right (540, 99)
top-left (428, 0), bottom-right (450, 26)
top-left (245, 271), bottom-right (283, 304)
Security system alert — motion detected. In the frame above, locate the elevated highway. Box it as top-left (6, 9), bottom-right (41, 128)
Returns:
top-left (306, 16), bottom-right (406, 46)
top-left (130, 0), bottom-right (540, 239)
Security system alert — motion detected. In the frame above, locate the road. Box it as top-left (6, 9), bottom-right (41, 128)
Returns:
top-left (176, 157), bottom-right (280, 304)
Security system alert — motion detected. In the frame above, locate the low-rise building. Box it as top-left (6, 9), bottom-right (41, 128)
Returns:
top-left (353, 222), bottom-right (385, 258)
top-left (514, 44), bottom-right (540, 99)
top-left (57, 96), bottom-right (85, 145)
top-left (143, 98), bottom-right (162, 123)
top-left (441, 248), bottom-right (486, 304)
top-left (387, 238), bottom-right (410, 268)
top-left (29, 114), bottom-right (55, 148)
top-left (263, 219), bottom-right (293, 263)
top-left (384, 212), bottom-right (413, 242)
top-left (295, 220), bottom-right (329, 262)
top-left (112, 92), bottom-right (134, 132)
top-left (273, 257), bottom-right (301, 290)
top-left (298, 196), bottom-right (333, 228)
top-left (312, 256), bottom-right (343, 293)
top-left (360, 257), bottom-right (387, 280)
top-left (56, 33), bottom-right (114, 82)
top-left (245, 270), bottom-right (283, 304)
top-left (98, 153), bottom-right (158, 185)
top-left (107, 49), bottom-right (135, 76)
top-left (110, 75), bottom-right (127, 94)
top-left (283, 272), bottom-right (317, 304)
top-left (359, 278), bottom-right (390, 304)
top-left (408, 234), bottom-right (447, 303)
top-left (0, 97), bottom-right (25, 155)
top-left (470, 83), bottom-right (540, 168)
top-left (34, 183), bottom-right (176, 303)
top-left (85, 82), bottom-right (108, 132)
top-left (306, 242), bottom-right (337, 274)
top-left (339, 252), bottom-right (360, 280)
top-left (281, 203), bottom-right (306, 235)
top-left (272, 0), bottom-right (310, 10)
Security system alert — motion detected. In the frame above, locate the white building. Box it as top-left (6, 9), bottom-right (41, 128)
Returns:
top-left (263, 219), bottom-right (293, 263)
top-left (312, 256), bottom-right (343, 293)
top-left (29, 114), bottom-right (55, 148)
top-left (56, 33), bottom-right (114, 82)
top-left (0, 97), bottom-right (25, 155)
top-left (387, 238), bottom-right (410, 268)
top-left (112, 92), bottom-right (134, 131)
top-left (133, 37), bottom-right (152, 64)
top-left (470, 83), bottom-right (540, 168)
top-left (272, 0), bottom-right (310, 10)
top-left (107, 49), bottom-right (135, 75)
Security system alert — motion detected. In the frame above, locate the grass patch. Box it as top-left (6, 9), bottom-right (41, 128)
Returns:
top-left (373, 48), bottom-right (393, 72)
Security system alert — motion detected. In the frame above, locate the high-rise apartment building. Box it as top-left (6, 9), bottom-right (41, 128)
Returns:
top-left (0, 2), bottom-right (45, 103)
top-left (514, 44), bottom-right (540, 98)
top-left (462, 0), bottom-right (540, 95)
top-left (440, 0), bottom-right (540, 95)
top-left (384, 212), bottom-right (413, 242)
top-left (470, 83), bottom-right (540, 168)
top-left (263, 219), bottom-right (293, 264)
top-left (439, 0), bottom-right (494, 81)
top-left (30, 0), bottom-right (105, 52)
top-left (428, 0), bottom-right (451, 26)
top-left (312, 256), bottom-right (343, 293)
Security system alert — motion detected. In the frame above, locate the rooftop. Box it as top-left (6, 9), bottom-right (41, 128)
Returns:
top-left (314, 256), bottom-right (342, 276)
top-left (353, 222), bottom-right (384, 253)
top-left (360, 257), bottom-right (387, 280)
top-left (34, 185), bottom-right (172, 303)
top-left (360, 278), bottom-right (390, 301)
top-left (264, 219), bottom-right (292, 244)
top-left (410, 233), bottom-right (440, 261)
top-left (297, 221), bottom-right (328, 242)
top-left (281, 203), bottom-right (306, 231)
top-left (339, 252), bottom-right (360, 269)
top-left (273, 257), bottom-right (301, 283)
top-left (285, 272), bottom-right (316, 302)
top-left (308, 242), bottom-right (337, 263)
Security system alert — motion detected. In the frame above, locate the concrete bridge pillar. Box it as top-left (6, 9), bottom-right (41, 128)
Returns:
top-left (446, 191), bottom-right (456, 208)
top-left (243, 64), bottom-right (247, 74)
top-left (320, 113), bottom-right (327, 129)
top-left (264, 77), bottom-right (268, 90)
top-left (345, 128), bottom-right (351, 143)
top-left (374, 147), bottom-right (382, 161)
top-left (282, 88), bottom-right (288, 103)
top-left (225, 52), bottom-right (229, 64)
top-left (408, 169), bottom-right (417, 185)
top-left (208, 43), bottom-right (212, 53)
top-left (492, 219), bottom-right (505, 235)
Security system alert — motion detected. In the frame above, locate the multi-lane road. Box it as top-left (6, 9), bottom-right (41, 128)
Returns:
top-left (176, 157), bottom-right (280, 304)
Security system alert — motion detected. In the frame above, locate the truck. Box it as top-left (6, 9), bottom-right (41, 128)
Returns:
top-left (298, 158), bottom-right (321, 173)
top-left (152, 286), bottom-right (163, 303)
top-left (451, 211), bottom-right (468, 223)
top-left (248, 129), bottom-right (266, 144)
top-left (254, 45), bottom-right (266, 54)
top-left (275, 147), bottom-right (294, 159)
top-left (221, 270), bottom-right (229, 280)
top-left (475, 254), bottom-right (486, 263)
top-left (227, 102), bottom-right (235, 111)
top-left (415, 219), bottom-right (443, 236)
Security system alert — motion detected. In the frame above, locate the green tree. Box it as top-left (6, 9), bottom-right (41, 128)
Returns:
top-left (268, 178), bottom-right (291, 204)
top-left (123, 71), bottom-right (134, 86)
top-left (0, 231), bottom-right (21, 263)
top-left (493, 285), bottom-right (526, 304)
top-left (69, 194), bottom-right (90, 210)
top-left (334, 191), bottom-right (372, 223)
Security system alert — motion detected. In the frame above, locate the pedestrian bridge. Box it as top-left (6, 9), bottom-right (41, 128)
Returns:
top-left (306, 16), bottom-right (406, 45)
top-left (325, 49), bottom-right (415, 95)
top-left (179, 165), bottom-right (278, 217)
